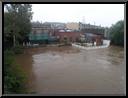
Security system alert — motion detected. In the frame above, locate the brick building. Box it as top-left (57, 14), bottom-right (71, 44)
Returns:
top-left (85, 33), bottom-right (104, 46)
top-left (55, 31), bottom-right (82, 42)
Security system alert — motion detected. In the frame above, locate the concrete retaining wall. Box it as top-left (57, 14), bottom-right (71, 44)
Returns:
top-left (72, 40), bottom-right (110, 50)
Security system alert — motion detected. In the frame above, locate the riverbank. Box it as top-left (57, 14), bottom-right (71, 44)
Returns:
top-left (4, 50), bottom-right (28, 94)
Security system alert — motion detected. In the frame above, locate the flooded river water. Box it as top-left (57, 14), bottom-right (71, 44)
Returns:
top-left (15, 45), bottom-right (125, 95)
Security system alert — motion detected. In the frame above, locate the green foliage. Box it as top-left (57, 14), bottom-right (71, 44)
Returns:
top-left (12, 45), bottom-right (24, 54)
top-left (109, 20), bottom-right (124, 46)
top-left (4, 50), bottom-right (27, 94)
top-left (4, 4), bottom-right (33, 48)
top-left (4, 4), bottom-right (32, 93)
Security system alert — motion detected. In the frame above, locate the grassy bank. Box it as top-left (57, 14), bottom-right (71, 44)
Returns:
top-left (4, 47), bottom-right (28, 94)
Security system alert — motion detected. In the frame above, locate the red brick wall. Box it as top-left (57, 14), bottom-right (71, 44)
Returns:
top-left (55, 32), bottom-right (82, 42)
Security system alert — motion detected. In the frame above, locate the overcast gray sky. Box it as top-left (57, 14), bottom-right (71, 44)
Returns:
top-left (32, 4), bottom-right (124, 27)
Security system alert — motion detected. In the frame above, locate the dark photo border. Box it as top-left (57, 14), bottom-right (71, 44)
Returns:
top-left (1, 0), bottom-right (127, 96)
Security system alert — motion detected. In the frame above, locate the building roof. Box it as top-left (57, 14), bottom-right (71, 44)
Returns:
top-left (32, 22), bottom-right (52, 28)
top-left (44, 22), bottom-right (65, 24)
top-left (85, 32), bottom-right (103, 36)
top-left (31, 22), bottom-right (44, 28)
top-left (79, 22), bottom-right (104, 29)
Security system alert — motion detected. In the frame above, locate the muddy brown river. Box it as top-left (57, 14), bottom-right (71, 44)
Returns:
top-left (15, 45), bottom-right (125, 95)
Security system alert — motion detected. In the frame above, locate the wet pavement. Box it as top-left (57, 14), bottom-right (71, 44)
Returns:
top-left (15, 45), bottom-right (125, 95)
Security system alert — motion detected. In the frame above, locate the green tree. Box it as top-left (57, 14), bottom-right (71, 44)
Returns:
top-left (109, 20), bottom-right (124, 46)
top-left (4, 4), bottom-right (33, 94)
top-left (4, 4), bottom-right (33, 48)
